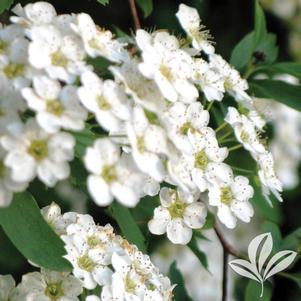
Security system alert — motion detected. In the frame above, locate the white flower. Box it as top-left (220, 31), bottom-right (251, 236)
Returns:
top-left (255, 152), bottom-right (283, 203)
top-left (41, 202), bottom-right (77, 235)
top-left (1, 119), bottom-right (75, 186)
top-left (176, 4), bottom-right (215, 54)
top-left (148, 187), bottom-right (207, 244)
top-left (208, 171), bottom-right (254, 229)
top-left (11, 2), bottom-right (57, 27)
top-left (101, 251), bottom-right (173, 301)
top-left (62, 232), bottom-right (113, 290)
top-left (0, 75), bottom-right (25, 136)
top-left (17, 269), bottom-right (83, 301)
top-left (192, 58), bottom-right (225, 102)
top-left (126, 106), bottom-right (168, 182)
top-left (27, 24), bottom-right (86, 83)
top-left (188, 129), bottom-right (229, 192)
top-left (0, 24), bottom-right (31, 90)
top-left (84, 138), bottom-right (145, 207)
top-left (0, 146), bottom-right (28, 207)
top-left (136, 29), bottom-right (198, 103)
top-left (225, 107), bottom-right (266, 154)
top-left (163, 101), bottom-right (209, 154)
top-left (72, 13), bottom-right (128, 63)
top-left (78, 70), bottom-right (131, 132)
top-left (22, 76), bottom-right (87, 133)
top-left (0, 275), bottom-right (18, 301)
top-left (110, 58), bottom-right (167, 113)
top-left (210, 54), bottom-right (251, 102)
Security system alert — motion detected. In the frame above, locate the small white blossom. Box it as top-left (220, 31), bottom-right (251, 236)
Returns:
top-left (127, 106), bottom-right (168, 182)
top-left (0, 146), bottom-right (28, 207)
top-left (17, 269), bottom-right (83, 301)
top-left (148, 187), bottom-right (207, 244)
top-left (163, 101), bottom-right (209, 154)
top-left (110, 58), bottom-right (167, 113)
top-left (27, 24), bottom-right (86, 83)
top-left (0, 31), bottom-right (31, 89)
top-left (84, 138), bottom-right (145, 207)
top-left (192, 58), bottom-right (225, 102)
top-left (22, 75), bottom-right (87, 133)
top-left (176, 4), bottom-right (215, 54)
top-left (208, 170), bottom-right (254, 229)
top-left (210, 54), bottom-right (251, 102)
top-left (255, 152), bottom-right (283, 203)
top-left (41, 202), bottom-right (77, 235)
top-left (11, 2), bottom-right (57, 27)
top-left (72, 13), bottom-right (128, 63)
top-left (1, 119), bottom-right (75, 186)
top-left (0, 275), bottom-right (19, 301)
top-left (78, 70), bottom-right (131, 132)
top-left (136, 29), bottom-right (198, 103)
top-left (225, 107), bottom-right (267, 154)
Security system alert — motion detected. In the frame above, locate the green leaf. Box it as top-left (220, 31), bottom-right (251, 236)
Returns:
top-left (256, 33), bottom-right (278, 64)
top-left (254, 0), bottom-right (267, 47)
top-left (110, 202), bottom-right (147, 253)
top-left (187, 236), bottom-right (209, 271)
top-left (230, 32), bottom-right (254, 69)
top-left (0, 192), bottom-right (71, 271)
top-left (262, 221), bottom-right (282, 253)
top-left (168, 261), bottom-right (193, 301)
top-left (260, 62), bottom-right (301, 79)
top-left (136, 0), bottom-right (153, 18)
top-left (0, 0), bottom-right (14, 14)
top-left (72, 127), bottom-right (97, 158)
top-left (97, 0), bottom-right (110, 5)
top-left (249, 79), bottom-right (301, 112)
top-left (282, 228), bottom-right (301, 252)
top-left (245, 280), bottom-right (272, 301)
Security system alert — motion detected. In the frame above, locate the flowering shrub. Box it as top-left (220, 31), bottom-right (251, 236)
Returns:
top-left (0, 1), bottom-right (300, 300)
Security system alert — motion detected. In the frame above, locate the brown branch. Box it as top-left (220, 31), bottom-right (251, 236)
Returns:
top-left (222, 249), bottom-right (229, 301)
top-left (128, 0), bottom-right (141, 30)
top-left (214, 224), bottom-right (240, 258)
top-left (214, 225), bottom-right (241, 301)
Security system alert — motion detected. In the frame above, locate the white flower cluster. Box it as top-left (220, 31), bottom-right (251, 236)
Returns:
top-left (0, 203), bottom-right (174, 301)
top-left (0, 2), bottom-right (282, 239)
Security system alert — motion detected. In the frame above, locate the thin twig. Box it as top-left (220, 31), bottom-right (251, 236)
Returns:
top-left (214, 225), bottom-right (240, 258)
top-left (128, 0), bottom-right (141, 30)
top-left (222, 249), bottom-right (229, 301)
top-left (214, 225), bottom-right (240, 301)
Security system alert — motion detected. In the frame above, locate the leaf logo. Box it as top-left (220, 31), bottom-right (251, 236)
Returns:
top-left (229, 232), bottom-right (297, 297)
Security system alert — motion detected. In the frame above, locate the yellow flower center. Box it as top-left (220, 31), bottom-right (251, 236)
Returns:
top-left (220, 186), bottom-right (233, 205)
top-left (0, 39), bottom-right (8, 54)
top-left (101, 165), bottom-right (117, 183)
top-left (194, 150), bottom-right (209, 170)
top-left (87, 235), bottom-right (100, 248)
top-left (51, 50), bottom-right (68, 68)
top-left (3, 63), bottom-right (25, 78)
top-left (77, 254), bottom-right (96, 272)
top-left (159, 64), bottom-right (173, 81)
top-left (45, 282), bottom-right (63, 301)
top-left (179, 122), bottom-right (192, 135)
top-left (27, 140), bottom-right (48, 161)
top-left (168, 198), bottom-right (187, 219)
top-left (240, 130), bottom-right (250, 143)
top-left (96, 95), bottom-right (111, 110)
top-left (125, 274), bottom-right (136, 293)
top-left (46, 99), bottom-right (64, 116)
top-left (136, 136), bottom-right (145, 153)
